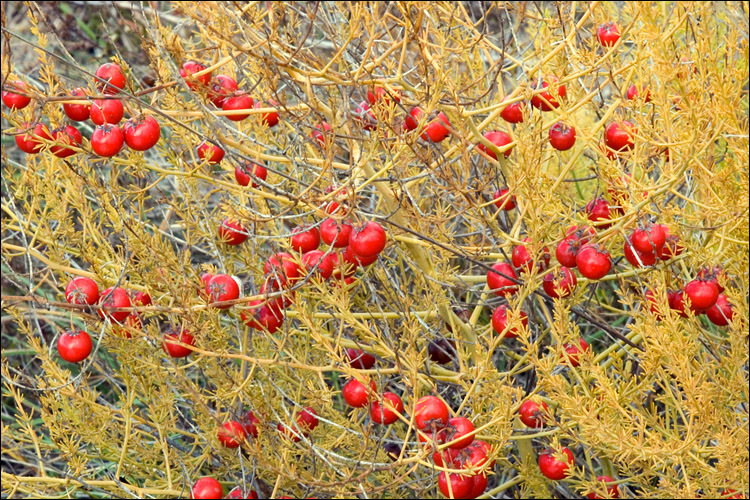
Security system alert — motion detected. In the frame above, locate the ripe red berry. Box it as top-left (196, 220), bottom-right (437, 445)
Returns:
top-left (311, 121), bottom-right (333, 147)
top-left (301, 250), bottom-right (335, 280)
top-left (123, 115), bottom-right (161, 151)
top-left (342, 378), bottom-right (377, 408)
top-left (623, 237), bottom-right (657, 268)
top-left (234, 160), bottom-right (267, 187)
top-left (586, 198), bottom-right (613, 229)
top-left (95, 63), bottom-right (126, 94)
top-left (627, 84), bottom-right (651, 102)
top-left (597, 22), bottom-right (620, 47)
top-left (346, 348), bottom-right (376, 369)
top-left (354, 101), bottom-right (377, 130)
top-left (296, 406), bottom-right (318, 432)
top-left (512, 238), bottom-right (551, 274)
top-left (470, 473), bottom-right (489, 498)
top-left (644, 289), bottom-right (668, 321)
top-left (208, 75), bottom-right (239, 107)
top-left (132, 291), bottom-right (151, 306)
top-left (669, 290), bottom-right (690, 318)
top-left (657, 234), bottom-right (684, 261)
top-left (631, 224), bottom-right (667, 253)
top-left (576, 244), bottom-right (611, 280)
top-left (500, 98), bottom-right (525, 123)
top-left (367, 86), bottom-right (401, 106)
top-left (477, 130), bottom-right (513, 160)
top-left (493, 187), bottom-right (517, 211)
top-left (180, 61), bottom-right (211, 90)
top-left (442, 416), bottom-right (475, 449)
top-left (63, 87), bottom-right (91, 121)
top-left (519, 400), bottom-right (549, 428)
top-left (320, 218), bottom-right (354, 248)
top-left (2, 80), bottom-right (32, 110)
top-left (197, 141), bottom-right (225, 164)
top-left (543, 267), bottom-right (578, 298)
top-left (556, 239), bottom-right (581, 268)
top-left (66, 277), bottom-right (100, 305)
top-left (218, 219), bottom-right (248, 245)
top-left (290, 225), bottom-right (320, 253)
top-left (343, 244), bottom-right (379, 269)
top-left (491, 305), bottom-right (527, 339)
top-left (222, 94), bottom-right (254, 121)
top-left (90, 98), bottom-right (124, 125)
top-left (587, 475), bottom-right (620, 499)
top-left (421, 112), bottom-right (451, 142)
top-left (684, 277), bottom-right (720, 312)
top-left (206, 274), bottom-right (240, 309)
top-left (349, 221), bottom-right (387, 258)
top-left (486, 262), bottom-right (518, 297)
top-left (404, 106), bottom-right (424, 132)
top-left (604, 121), bottom-right (637, 152)
top-left (91, 125), bottom-right (124, 157)
top-left (50, 125), bottom-right (83, 158)
top-left (192, 477), bottom-right (223, 500)
top-left (566, 225), bottom-right (596, 243)
top-left (243, 410), bottom-right (260, 438)
top-left (241, 299), bottom-right (284, 333)
top-left (438, 472), bottom-right (474, 499)
top-left (57, 330), bottom-right (93, 363)
top-left (98, 287), bottom-right (132, 323)
top-left (370, 392), bottom-right (403, 425)
top-left (538, 447), bottom-right (575, 480)
top-left (414, 396), bottom-right (450, 430)
top-left (549, 122), bottom-right (576, 151)
top-left (264, 252), bottom-right (301, 285)
top-left (218, 421), bottom-right (246, 448)
top-left (706, 294), bottom-right (734, 326)
top-left (255, 99), bottom-right (280, 127)
top-left (530, 76), bottom-right (566, 111)
top-left (162, 329), bottom-right (196, 358)
top-left (563, 338), bottom-right (590, 367)
top-left (15, 122), bottom-right (51, 154)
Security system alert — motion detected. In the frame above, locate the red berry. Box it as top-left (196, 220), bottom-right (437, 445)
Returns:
top-left (320, 218), bottom-right (353, 248)
top-left (491, 305), bottom-right (527, 338)
top-left (512, 238), bottom-right (550, 274)
top-left (370, 392), bottom-right (403, 425)
top-left (290, 225), bottom-right (321, 253)
top-left (543, 267), bottom-right (578, 298)
top-left (586, 198), bottom-right (613, 229)
top-left (631, 224), bottom-right (667, 253)
top-left (519, 400), bottom-right (549, 428)
top-left (243, 411), bottom-right (260, 438)
top-left (669, 290), bottom-right (690, 318)
top-left (486, 262), bottom-right (518, 297)
top-left (90, 98), bottom-right (124, 125)
top-left (404, 106), bottom-right (424, 132)
top-left (469, 473), bottom-right (489, 498)
top-left (162, 329), bottom-right (195, 358)
top-left (438, 472), bottom-right (474, 499)
top-left (477, 130), bottom-right (513, 160)
top-left (15, 122), bottom-right (52, 154)
top-left (604, 121), bottom-right (637, 152)
top-left (684, 277), bottom-right (720, 312)
top-left (2, 80), bottom-right (31, 110)
top-left (627, 84), bottom-right (651, 102)
top-left (587, 475), bottom-right (620, 499)
top-left (414, 396), bottom-right (450, 430)
top-left (179, 61), bottom-right (210, 90)
top-left (205, 274), bottom-right (240, 309)
top-left (264, 252), bottom-right (301, 285)
top-left (91, 125), bottom-right (124, 157)
top-left (50, 125), bottom-right (83, 158)
top-left (530, 76), bottom-right (566, 111)
top-left (596, 22), bottom-right (620, 47)
top-left (538, 447), bottom-right (575, 480)
top-left (706, 294), bottom-right (733, 326)
top-left (354, 101), bottom-right (377, 130)
top-left (222, 94), bottom-right (254, 121)
top-left (301, 250), bottom-right (335, 280)
top-left (311, 121), bottom-right (333, 147)
top-left (234, 160), bottom-right (267, 187)
top-left (197, 141), bottom-right (225, 164)
top-left (556, 239), bottom-right (581, 268)
top-left (349, 221), bottom-right (387, 258)
top-left (192, 477), bottom-right (223, 500)
top-left (241, 299), bottom-right (284, 333)
top-left (208, 75), bottom-right (238, 107)
top-left (342, 378), bottom-right (377, 408)
top-left (98, 287), bottom-right (132, 323)
top-left (644, 289), bottom-right (667, 320)
top-left (66, 277), bottom-right (100, 305)
top-left (57, 330), bottom-right (93, 363)
top-left (549, 122), bottom-right (576, 151)
top-left (421, 112), bottom-right (451, 142)
top-left (367, 86), bottom-right (400, 106)
top-left (123, 115), bottom-right (160, 151)
top-left (500, 98), bottom-right (525, 123)
top-left (346, 348), bottom-right (376, 369)
top-left (563, 338), bottom-right (590, 367)
top-left (296, 406), bottom-right (319, 433)
top-left (132, 291), bottom-right (151, 306)
top-left (95, 63), bottom-right (126, 94)
top-left (623, 237), bottom-right (657, 268)
top-left (218, 421), bottom-right (246, 448)
top-left (493, 187), bottom-right (516, 211)
top-left (218, 219), bottom-right (248, 245)
top-left (343, 244), bottom-right (379, 269)
top-left (566, 225), bottom-right (596, 244)
top-left (658, 234), bottom-right (684, 260)
top-left (576, 244), bottom-right (611, 280)
top-left (443, 416), bottom-right (475, 449)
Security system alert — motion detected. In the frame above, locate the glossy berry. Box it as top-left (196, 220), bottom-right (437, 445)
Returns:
top-left (349, 221), bottom-right (387, 258)
top-left (486, 262), bottom-right (518, 297)
top-left (162, 329), bottom-right (195, 358)
top-left (296, 406), bottom-right (318, 433)
top-left (519, 400), bottom-right (549, 428)
top-left (443, 416), bottom-right (475, 449)
top-left (301, 250), bottom-right (335, 280)
top-left (208, 75), bottom-right (238, 107)
top-left (669, 290), bottom-right (690, 318)
top-left (477, 130), bottom-right (513, 160)
top-left (243, 411), bottom-right (260, 439)
top-left (631, 224), bottom-right (667, 253)
top-left (500, 98), bottom-right (524, 123)
top-left (684, 277), bottom-right (720, 312)
top-left (549, 122), bottom-right (576, 151)
top-left (370, 392), bottom-right (403, 425)
top-left (197, 141), bottom-right (225, 164)
top-left (343, 244), bottom-right (379, 269)
top-left (91, 125), bottom-right (124, 157)
top-left (627, 84), bottom-right (651, 102)
top-left (98, 287), bottom-right (132, 323)
top-left (543, 267), bottom-right (577, 298)
top-left (320, 218), bottom-right (353, 248)
top-left (354, 101), bottom-right (377, 130)
top-left (312, 121), bottom-right (333, 147)
top-left (512, 238), bottom-right (550, 274)
top-left (367, 86), bottom-right (400, 106)
top-left (234, 160), bottom-right (267, 187)
top-left (586, 198), bottom-right (613, 229)
top-left (63, 87), bottom-right (91, 121)
top-left (493, 187), bottom-right (516, 210)
top-left (706, 294), bottom-right (733, 326)
top-left (218, 219), bottom-right (248, 245)
top-left (95, 63), bottom-right (126, 94)
top-left (218, 421), bottom-right (246, 448)
top-left (623, 237), bottom-right (657, 268)
top-left (438, 472), bottom-right (474, 499)
top-left (222, 93), bottom-right (254, 121)
top-left (226, 487), bottom-right (258, 500)
top-left (180, 61), bottom-right (211, 90)
top-left (576, 244), bottom-right (611, 280)
top-left (491, 305), bottom-right (527, 339)
top-left (50, 126), bottom-right (83, 158)
top-left (645, 289), bottom-right (668, 320)
top-left (241, 299), bottom-right (284, 333)
top-left (2, 80), bottom-right (31, 110)
top-left (414, 396), bottom-right (450, 430)
top-left (192, 477), bottom-right (223, 500)
top-left (538, 447), bottom-right (575, 480)
top-left (90, 98), bottom-right (124, 125)
top-left (254, 99), bottom-right (279, 127)
top-left (290, 225), bottom-right (320, 253)
top-left (566, 225), bottom-right (597, 243)
top-left (346, 348), bottom-right (376, 369)
top-left (15, 123), bottom-right (51, 154)
top-left (66, 277), bottom-right (100, 305)
top-left (421, 112), bottom-right (451, 142)
top-left (123, 115), bottom-right (160, 151)
top-left (470, 474), bottom-right (489, 499)
top-left (428, 338), bottom-right (457, 364)
top-left (604, 121), bottom-right (637, 152)
top-left (132, 291), bottom-right (151, 306)
top-left (658, 234), bottom-right (684, 260)
top-left (563, 338), bottom-right (590, 367)
top-left (264, 252), bottom-right (301, 285)
top-left (587, 475), bottom-right (619, 499)
top-left (597, 22), bottom-right (620, 47)
top-left (530, 77), bottom-right (566, 111)
top-left (556, 239), bottom-right (581, 268)
top-left (342, 378), bottom-right (377, 408)
top-left (404, 106), bottom-right (424, 132)
top-left (57, 330), bottom-right (93, 363)
top-left (206, 274), bottom-right (240, 309)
